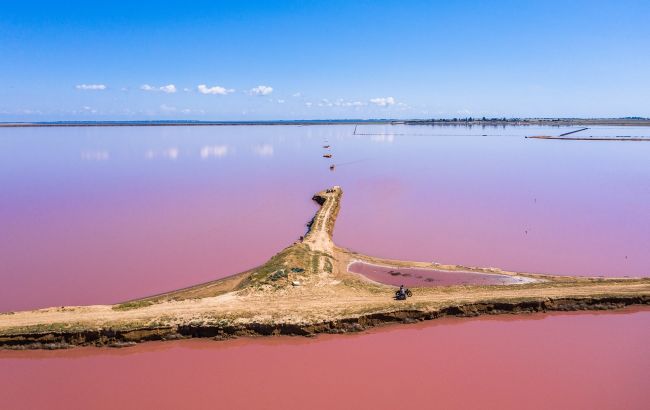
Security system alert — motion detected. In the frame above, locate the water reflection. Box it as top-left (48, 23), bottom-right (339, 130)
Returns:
top-left (145, 147), bottom-right (179, 160)
top-left (252, 144), bottom-right (274, 157)
top-left (80, 150), bottom-right (109, 161)
top-left (199, 145), bottom-right (229, 159)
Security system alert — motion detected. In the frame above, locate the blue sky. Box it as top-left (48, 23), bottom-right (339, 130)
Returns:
top-left (1, 0), bottom-right (649, 120)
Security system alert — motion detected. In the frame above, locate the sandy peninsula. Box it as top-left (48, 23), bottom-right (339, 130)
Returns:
top-left (1, 187), bottom-right (648, 349)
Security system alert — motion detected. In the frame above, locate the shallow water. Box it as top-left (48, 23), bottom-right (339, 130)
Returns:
top-left (1, 124), bottom-right (648, 311)
top-left (1, 310), bottom-right (649, 410)
top-left (348, 261), bottom-right (533, 287)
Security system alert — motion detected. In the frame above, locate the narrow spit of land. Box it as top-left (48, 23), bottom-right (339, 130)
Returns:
top-left (1, 187), bottom-right (648, 349)
top-left (526, 136), bottom-right (650, 142)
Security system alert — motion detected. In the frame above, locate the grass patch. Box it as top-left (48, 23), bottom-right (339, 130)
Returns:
top-left (311, 255), bottom-right (319, 273)
top-left (269, 270), bottom-right (288, 281)
top-left (113, 300), bottom-right (155, 311)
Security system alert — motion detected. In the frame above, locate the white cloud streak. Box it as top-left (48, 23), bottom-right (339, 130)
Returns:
top-left (76, 84), bottom-right (106, 91)
top-left (249, 85), bottom-right (273, 96)
top-left (197, 84), bottom-right (235, 95)
top-left (141, 84), bottom-right (177, 93)
top-left (159, 84), bottom-right (177, 93)
top-left (318, 98), bottom-right (366, 107)
top-left (370, 97), bottom-right (396, 107)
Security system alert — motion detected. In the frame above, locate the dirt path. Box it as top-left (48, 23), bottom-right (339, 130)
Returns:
top-left (303, 187), bottom-right (340, 253)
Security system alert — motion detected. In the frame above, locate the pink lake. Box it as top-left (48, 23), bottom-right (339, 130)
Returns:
top-left (348, 261), bottom-right (534, 287)
top-left (1, 124), bottom-right (649, 409)
top-left (1, 124), bottom-right (648, 312)
top-left (1, 310), bottom-right (649, 410)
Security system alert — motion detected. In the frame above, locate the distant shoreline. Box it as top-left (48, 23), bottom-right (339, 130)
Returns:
top-left (1, 118), bottom-right (650, 128)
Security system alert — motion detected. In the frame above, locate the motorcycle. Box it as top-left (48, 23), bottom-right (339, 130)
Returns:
top-left (395, 288), bottom-right (413, 300)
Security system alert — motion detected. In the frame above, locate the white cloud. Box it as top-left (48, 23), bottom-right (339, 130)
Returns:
top-left (334, 99), bottom-right (365, 107)
top-left (183, 87), bottom-right (191, 92)
top-left (160, 84), bottom-right (177, 93)
top-left (305, 102), bottom-right (313, 107)
top-left (80, 150), bottom-right (109, 160)
top-left (277, 99), bottom-right (285, 104)
top-left (76, 84), bottom-right (106, 91)
top-left (141, 84), bottom-right (177, 93)
top-left (197, 84), bottom-right (234, 95)
top-left (249, 85), bottom-right (273, 96)
top-left (292, 92), bottom-right (302, 97)
top-left (200, 145), bottom-right (229, 159)
top-left (370, 97), bottom-right (396, 107)
top-left (253, 144), bottom-right (274, 157)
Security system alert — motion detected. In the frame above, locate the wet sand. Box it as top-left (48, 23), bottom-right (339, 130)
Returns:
top-left (2, 309), bottom-right (648, 410)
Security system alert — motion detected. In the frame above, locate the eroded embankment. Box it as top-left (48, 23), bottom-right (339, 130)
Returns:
top-left (2, 295), bottom-right (647, 350)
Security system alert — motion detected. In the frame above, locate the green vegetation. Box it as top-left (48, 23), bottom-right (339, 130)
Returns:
top-left (113, 300), bottom-right (155, 311)
top-left (269, 270), bottom-right (288, 281)
top-left (246, 244), bottom-right (314, 286)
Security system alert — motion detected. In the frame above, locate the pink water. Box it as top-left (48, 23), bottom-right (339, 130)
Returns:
top-left (1, 125), bottom-right (648, 312)
top-left (348, 261), bottom-right (532, 287)
top-left (1, 310), bottom-right (648, 410)
top-left (1, 125), bottom-right (649, 409)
